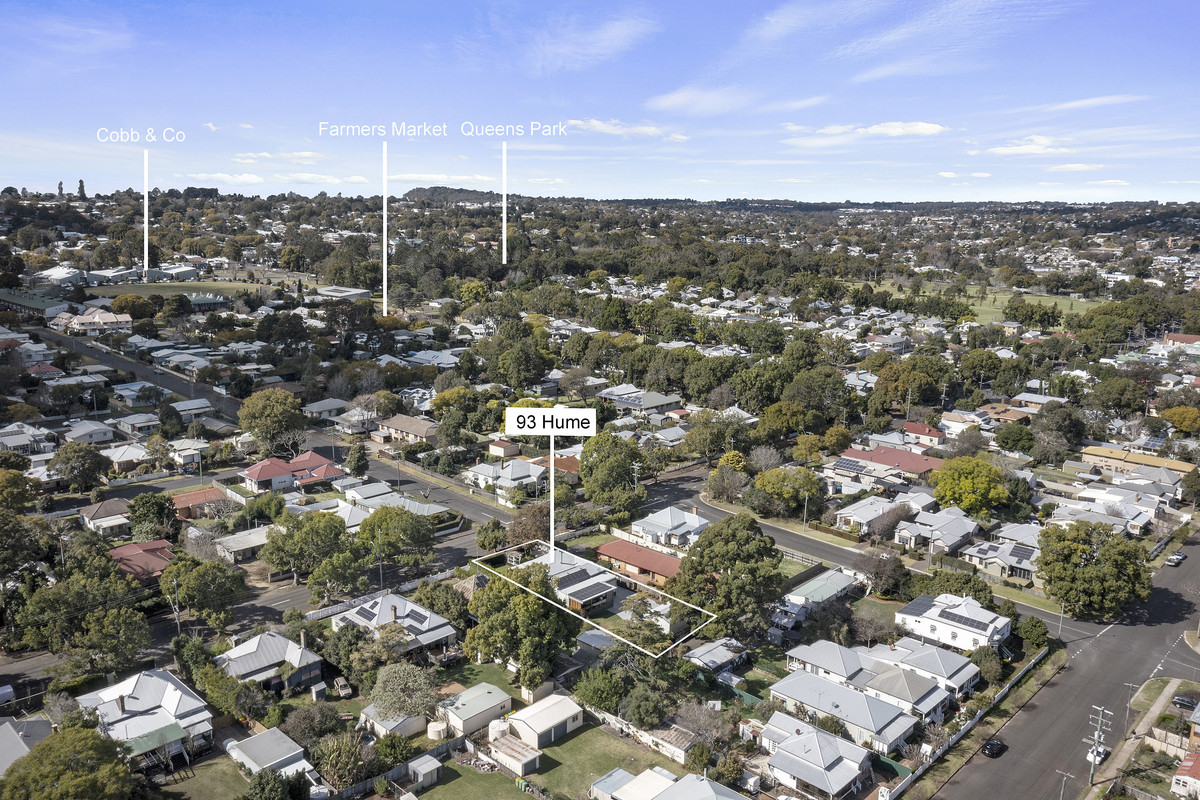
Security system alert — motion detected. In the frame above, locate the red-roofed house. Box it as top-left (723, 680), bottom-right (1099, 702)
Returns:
top-left (595, 539), bottom-right (682, 586)
top-left (902, 421), bottom-right (946, 448)
top-left (173, 487), bottom-right (228, 520)
top-left (240, 458), bottom-right (296, 493)
top-left (1165, 332), bottom-right (1200, 347)
top-left (109, 540), bottom-right (174, 584)
top-left (841, 446), bottom-right (944, 480)
top-left (1172, 752), bottom-right (1200, 797)
top-left (25, 362), bottom-right (64, 381)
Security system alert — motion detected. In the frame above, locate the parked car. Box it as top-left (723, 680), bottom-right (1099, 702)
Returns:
top-left (981, 738), bottom-right (1006, 758)
top-left (1086, 745), bottom-right (1108, 765)
top-left (1172, 695), bottom-right (1198, 710)
top-left (1167, 552), bottom-right (1187, 567)
top-left (334, 676), bottom-right (352, 698)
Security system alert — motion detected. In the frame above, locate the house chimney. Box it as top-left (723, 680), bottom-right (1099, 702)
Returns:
top-left (392, 605), bottom-right (399, 622)
top-left (300, 629), bottom-right (307, 650)
top-left (117, 695), bottom-right (125, 713)
top-left (691, 505), bottom-right (698, 517)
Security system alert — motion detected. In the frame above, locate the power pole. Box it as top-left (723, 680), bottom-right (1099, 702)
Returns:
top-left (1084, 705), bottom-right (1113, 784)
top-left (1056, 770), bottom-right (1075, 800)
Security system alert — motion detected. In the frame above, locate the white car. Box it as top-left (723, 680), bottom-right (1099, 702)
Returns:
top-left (1086, 745), bottom-right (1108, 765)
top-left (1167, 552), bottom-right (1187, 567)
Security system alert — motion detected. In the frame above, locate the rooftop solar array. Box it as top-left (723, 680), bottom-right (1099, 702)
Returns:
top-left (556, 568), bottom-right (590, 589)
top-left (939, 610), bottom-right (991, 633)
top-left (898, 595), bottom-right (936, 617)
top-left (1011, 544), bottom-right (1037, 562)
top-left (568, 582), bottom-right (612, 602)
top-left (831, 458), bottom-right (867, 473)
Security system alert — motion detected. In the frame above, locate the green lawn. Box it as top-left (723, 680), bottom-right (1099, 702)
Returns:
top-left (1131, 678), bottom-right (1170, 718)
top-left (853, 595), bottom-right (904, 628)
top-left (536, 725), bottom-right (684, 799)
top-left (435, 661), bottom-right (523, 701)
top-left (160, 756), bottom-right (248, 800)
top-left (567, 532), bottom-right (618, 550)
top-left (423, 762), bottom-right (531, 800)
top-left (778, 558), bottom-right (819, 579)
top-left (749, 642), bottom-right (790, 679)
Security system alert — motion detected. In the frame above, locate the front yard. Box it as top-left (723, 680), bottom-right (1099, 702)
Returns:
top-left (435, 661), bottom-right (524, 701)
top-left (159, 755), bottom-right (248, 800)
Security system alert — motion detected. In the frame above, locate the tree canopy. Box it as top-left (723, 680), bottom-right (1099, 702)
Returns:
top-left (931, 457), bottom-right (1009, 517)
top-left (1036, 521), bottom-right (1151, 619)
top-left (0, 727), bottom-right (142, 800)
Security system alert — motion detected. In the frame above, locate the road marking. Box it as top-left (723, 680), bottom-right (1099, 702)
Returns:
top-left (1151, 632), bottom-right (1188, 677)
top-left (271, 599), bottom-right (296, 607)
top-left (1070, 621), bottom-right (1116, 660)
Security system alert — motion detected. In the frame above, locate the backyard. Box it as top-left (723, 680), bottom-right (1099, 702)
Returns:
top-left (159, 754), bottom-right (248, 800)
top-left (536, 724), bottom-right (685, 799)
top-left (422, 761), bottom-right (530, 800)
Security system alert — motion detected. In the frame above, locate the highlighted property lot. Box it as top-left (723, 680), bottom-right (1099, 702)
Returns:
top-left (471, 542), bottom-right (717, 659)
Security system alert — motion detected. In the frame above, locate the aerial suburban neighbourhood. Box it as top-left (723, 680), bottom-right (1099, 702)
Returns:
top-left (2, 3), bottom-right (1198, 800)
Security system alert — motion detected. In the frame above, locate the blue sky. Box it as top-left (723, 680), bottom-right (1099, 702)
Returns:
top-left (3, 0), bottom-right (1198, 202)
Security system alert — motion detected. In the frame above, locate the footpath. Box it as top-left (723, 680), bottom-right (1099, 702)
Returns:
top-left (1084, 677), bottom-right (1181, 799)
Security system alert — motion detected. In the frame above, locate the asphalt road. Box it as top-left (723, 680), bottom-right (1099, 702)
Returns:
top-left (37, 327), bottom-right (244, 420)
top-left (933, 540), bottom-right (1200, 800)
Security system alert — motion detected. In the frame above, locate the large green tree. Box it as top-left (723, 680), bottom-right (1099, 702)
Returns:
top-left (465, 563), bottom-right (580, 689)
top-left (261, 512), bottom-right (348, 585)
top-left (160, 555), bottom-right (245, 632)
top-left (579, 430), bottom-right (647, 514)
top-left (238, 388), bottom-right (305, 457)
top-left (931, 457), bottom-right (1009, 517)
top-left (1036, 521), bottom-right (1151, 619)
top-left (666, 513), bottom-right (782, 638)
top-left (355, 506), bottom-right (435, 570)
top-left (48, 442), bottom-right (111, 491)
top-left (369, 662), bottom-right (439, 720)
top-left (0, 727), bottom-right (142, 800)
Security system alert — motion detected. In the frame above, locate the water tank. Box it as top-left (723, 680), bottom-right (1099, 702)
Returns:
top-left (488, 719), bottom-right (509, 742)
top-left (427, 720), bottom-right (448, 740)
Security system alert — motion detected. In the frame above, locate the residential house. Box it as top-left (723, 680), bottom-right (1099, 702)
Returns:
top-left (1172, 752), bottom-right (1200, 799)
top-left (1082, 446), bottom-right (1197, 477)
top-left (902, 421), bottom-right (946, 448)
top-left (214, 524), bottom-right (274, 564)
top-left (462, 459), bottom-right (548, 505)
top-left (523, 548), bottom-right (618, 617)
top-left (685, 638), bottom-right (749, 677)
top-left (80, 498), bottom-right (131, 537)
top-left (173, 487), bottom-right (229, 520)
top-left (108, 540), bottom-right (174, 584)
top-left (214, 631), bottom-right (323, 693)
top-left (329, 593), bottom-right (458, 652)
top-left (769, 669), bottom-right (918, 754)
top-left (822, 455), bottom-right (908, 496)
top-left (839, 446), bottom-right (943, 481)
top-left (169, 437), bottom-right (209, 468)
top-left (113, 413), bottom-right (160, 437)
top-left (784, 640), bottom-right (952, 723)
top-left (358, 704), bottom-right (427, 739)
top-left (772, 570), bottom-right (858, 630)
top-left (101, 443), bottom-right (150, 474)
top-left (0, 717), bottom-right (53, 778)
top-left (302, 398), bottom-right (349, 420)
top-left (78, 669), bottom-right (214, 769)
top-left (439, 682), bottom-right (512, 737)
top-left (761, 711), bottom-right (873, 800)
top-left (1010, 392), bottom-right (1068, 411)
top-left (63, 420), bottom-right (115, 444)
top-left (226, 727), bottom-right (316, 780)
top-left (594, 540), bottom-right (682, 587)
top-left (507, 694), bottom-right (584, 748)
top-left (896, 594), bottom-right (1012, 651)
top-left (170, 399), bottom-right (214, 425)
top-left (960, 527), bottom-right (1041, 586)
top-left (376, 413), bottom-right (439, 445)
top-left (330, 405), bottom-right (380, 435)
top-left (0, 422), bottom-right (53, 455)
top-left (64, 307), bottom-right (133, 337)
top-left (853, 636), bottom-right (979, 698)
top-left (893, 507), bottom-right (979, 554)
top-left (630, 506), bottom-right (709, 549)
top-left (240, 457), bottom-right (296, 493)
top-left (833, 496), bottom-right (903, 536)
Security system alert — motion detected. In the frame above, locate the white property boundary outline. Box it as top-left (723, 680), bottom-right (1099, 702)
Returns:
top-left (470, 541), bottom-right (718, 659)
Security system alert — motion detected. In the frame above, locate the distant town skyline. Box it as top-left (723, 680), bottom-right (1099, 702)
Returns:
top-left (4, 0), bottom-right (1198, 202)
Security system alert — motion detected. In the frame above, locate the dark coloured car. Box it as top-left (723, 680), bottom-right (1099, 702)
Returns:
top-left (1172, 695), bottom-right (1198, 710)
top-left (982, 738), bottom-right (1006, 758)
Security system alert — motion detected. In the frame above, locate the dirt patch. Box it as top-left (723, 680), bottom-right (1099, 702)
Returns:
top-left (438, 681), bottom-right (467, 698)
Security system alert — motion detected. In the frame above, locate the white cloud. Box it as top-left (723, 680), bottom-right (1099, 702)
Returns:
top-left (817, 124), bottom-right (856, 135)
top-left (1087, 179), bottom-right (1130, 186)
top-left (772, 177), bottom-right (814, 183)
top-left (762, 95), bottom-right (828, 112)
top-left (525, 177), bottom-right (566, 185)
top-left (1038, 181), bottom-right (1063, 186)
top-left (938, 171), bottom-right (957, 178)
top-left (859, 121), bottom-right (947, 137)
top-left (987, 135), bottom-right (1069, 155)
top-left (233, 151), bottom-right (327, 165)
top-left (239, 123), bottom-right (254, 129)
top-left (185, 173), bottom-right (263, 186)
top-left (271, 173), bottom-right (367, 185)
top-left (531, 13), bottom-right (658, 72)
top-left (1046, 163), bottom-right (1105, 172)
top-left (646, 85), bottom-right (754, 116)
top-left (970, 172), bottom-right (991, 178)
top-left (203, 122), bottom-right (219, 132)
top-left (1043, 95), bottom-right (1146, 111)
top-left (566, 119), bottom-right (688, 142)
top-left (1163, 180), bottom-right (1200, 185)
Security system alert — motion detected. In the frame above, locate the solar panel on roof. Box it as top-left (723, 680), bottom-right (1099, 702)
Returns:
top-left (1010, 544), bottom-right (1036, 561)
top-left (939, 610), bottom-right (991, 633)
top-left (408, 610), bottom-right (427, 625)
top-left (1146, 436), bottom-right (1166, 449)
top-left (831, 458), bottom-right (866, 473)
top-left (354, 606), bottom-right (375, 621)
top-left (556, 569), bottom-right (590, 589)
top-left (568, 582), bottom-right (612, 602)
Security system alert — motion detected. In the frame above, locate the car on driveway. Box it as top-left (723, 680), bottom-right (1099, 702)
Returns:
top-left (1172, 695), bottom-right (1198, 710)
top-left (982, 738), bottom-right (1006, 758)
top-left (1167, 552), bottom-right (1187, 566)
top-left (334, 676), bottom-right (352, 698)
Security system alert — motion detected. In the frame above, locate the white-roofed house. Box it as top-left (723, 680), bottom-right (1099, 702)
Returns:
top-left (225, 727), bottom-right (316, 781)
top-left (895, 594), bottom-right (1011, 652)
top-left (63, 420), bottom-right (115, 444)
top-left (768, 669), bottom-right (917, 754)
top-left (462, 459), bottom-right (547, 506)
top-left (853, 636), bottom-right (980, 698)
top-left (507, 694), bottom-right (583, 748)
top-left (213, 631), bottom-right (323, 693)
top-left (893, 507), bottom-right (979, 555)
top-left (761, 710), bottom-right (873, 800)
top-left (438, 682), bottom-right (512, 736)
top-left (358, 703), bottom-right (427, 739)
top-left (631, 506), bottom-right (709, 549)
top-left (78, 669), bottom-right (214, 770)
